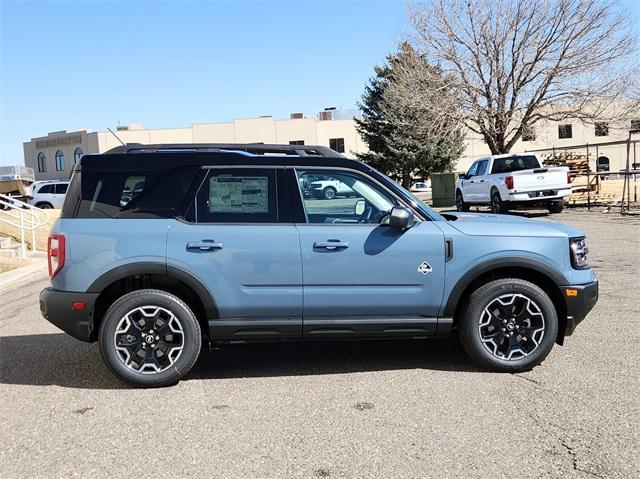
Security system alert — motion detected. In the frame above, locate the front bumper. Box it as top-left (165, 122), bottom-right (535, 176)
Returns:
top-left (39, 288), bottom-right (99, 342)
top-left (561, 280), bottom-right (599, 336)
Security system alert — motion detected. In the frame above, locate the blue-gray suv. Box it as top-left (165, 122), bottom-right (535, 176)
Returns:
top-left (39, 144), bottom-right (598, 387)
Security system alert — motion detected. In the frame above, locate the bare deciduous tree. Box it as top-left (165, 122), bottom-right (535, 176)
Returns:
top-left (407, 0), bottom-right (639, 154)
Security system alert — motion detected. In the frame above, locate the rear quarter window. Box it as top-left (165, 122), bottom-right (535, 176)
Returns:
top-left (72, 167), bottom-right (198, 218)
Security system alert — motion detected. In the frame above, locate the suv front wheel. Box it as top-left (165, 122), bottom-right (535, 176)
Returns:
top-left (99, 289), bottom-right (202, 387)
top-left (459, 278), bottom-right (558, 372)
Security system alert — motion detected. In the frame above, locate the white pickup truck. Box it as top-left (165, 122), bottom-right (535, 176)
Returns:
top-left (455, 154), bottom-right (572, 214)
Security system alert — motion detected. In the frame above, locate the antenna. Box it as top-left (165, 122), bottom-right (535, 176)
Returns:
top-left (107, 127), bottom-right (126, 146)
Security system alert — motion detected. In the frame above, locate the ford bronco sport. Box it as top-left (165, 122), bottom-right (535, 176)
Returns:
top-left (40, 144), bottom-right (598, 387)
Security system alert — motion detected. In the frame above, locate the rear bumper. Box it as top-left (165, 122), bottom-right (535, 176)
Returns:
top-left (39, 288), bottom-right (99, 342)
top-left (561, 280), bottom-right (599, 336)
top-left (508, 187), bottom-right (572, 202)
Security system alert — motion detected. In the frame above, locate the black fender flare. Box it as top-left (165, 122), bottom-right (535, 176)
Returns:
top-left (441, 256), bottom-right (567, 318)
top-left (87, 262), bottom-right (218, 318)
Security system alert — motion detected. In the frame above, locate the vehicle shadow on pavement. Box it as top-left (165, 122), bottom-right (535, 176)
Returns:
top-left (0, 333), bottom-right (482, 388)
top-left (188, 336), bottom-right (482, 381)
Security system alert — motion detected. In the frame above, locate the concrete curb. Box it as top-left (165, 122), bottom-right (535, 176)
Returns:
top-left (0, 259), bottom-right (47, 289)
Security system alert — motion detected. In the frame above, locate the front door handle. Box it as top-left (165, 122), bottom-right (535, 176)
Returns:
top-left (186, 240), bottom-right (224, 251)
top-left (313, 240), bottom-right (349, 250)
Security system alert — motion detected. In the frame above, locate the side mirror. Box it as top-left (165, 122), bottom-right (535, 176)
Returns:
top-left (459, 173), bottom-right (467, 180)
top-left (388, 206), bottom-right (414, 230)
top-left (354, 199), bottom-right (365, 215)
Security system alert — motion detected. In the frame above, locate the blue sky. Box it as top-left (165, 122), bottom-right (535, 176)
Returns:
top-left (1, 0), bottom-right (639, 165)
top-left (0, 0), bottom-right (407, 165)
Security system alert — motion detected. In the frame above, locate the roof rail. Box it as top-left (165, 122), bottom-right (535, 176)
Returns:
top-left (103, 143), bottom-right (344, 157)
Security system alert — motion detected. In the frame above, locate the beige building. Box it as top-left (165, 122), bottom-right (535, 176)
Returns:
top-left (24, 108), bottom-right (639, 181)
top-left (23, 108), bottom-right (368, 181)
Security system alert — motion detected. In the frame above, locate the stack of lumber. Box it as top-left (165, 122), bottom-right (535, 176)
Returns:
top-left (541, 152), bottom-right (590, 173)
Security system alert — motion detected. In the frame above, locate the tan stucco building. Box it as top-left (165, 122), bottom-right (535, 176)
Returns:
top-left (24, 108), bottom-right (638, 181)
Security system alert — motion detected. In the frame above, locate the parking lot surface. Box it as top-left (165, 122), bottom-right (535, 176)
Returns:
top-left (1, 209), bottom-right (639, 478)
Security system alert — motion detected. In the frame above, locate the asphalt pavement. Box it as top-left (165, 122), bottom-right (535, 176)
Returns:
top-left (0, 209), bottom-right (638, 478)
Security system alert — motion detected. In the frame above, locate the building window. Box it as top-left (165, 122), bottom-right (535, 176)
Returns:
top-left (631, 119), bottom-right (640, 132)
top-left (37, 152), bottom-right (47, 173)
top-left (74, 147), bottom-right (84, 164)
top-left (596, 156), bottom-right (610, 172)
top-left (55, 150), bottom-right (65, 171)
top-left (522, 125), bottom-right (536, 142)
top-left (558, 124), bottom-right (573, 139)
top-left (289, 140), bottom-right (304, 145)
top-left (595, 123), bottom-right (609, 137)
top-left (329, 138), bottom-right (345, 153)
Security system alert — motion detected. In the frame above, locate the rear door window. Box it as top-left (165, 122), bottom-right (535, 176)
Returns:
top-left (38, 184), bottom-right (53, 194)
top-left (193, 168), bottom-right (278, 223)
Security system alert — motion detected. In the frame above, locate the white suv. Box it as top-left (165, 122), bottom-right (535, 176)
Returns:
top-left (27, 180), bottom-right (69, 209)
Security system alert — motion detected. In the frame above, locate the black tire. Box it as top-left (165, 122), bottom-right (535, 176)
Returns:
top-left (548, 200), bottom-right (564, 214)
top-left (456, 190), bottom-right (470, 212)
top-left (490, 190), bottom-right (508, 214)
top-left (35, 202), bottom-right (53, 209)
top-left (458, 278), bottom-right (558, 372)
top-left (323, 186), bottom-right (337, 200)
top-left (99, 289), bottom-right (202, 388)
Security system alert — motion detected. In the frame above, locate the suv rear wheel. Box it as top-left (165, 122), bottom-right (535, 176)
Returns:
top-left (323, 186), bottom-right (337, 200)
top-left (458, 278), bottom-right (558, 372)
top-left (99, 289), bottom-right (202, 387)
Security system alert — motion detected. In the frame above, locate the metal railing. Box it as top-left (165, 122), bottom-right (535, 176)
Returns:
top-left (0, 194), bottom-right (49, 258)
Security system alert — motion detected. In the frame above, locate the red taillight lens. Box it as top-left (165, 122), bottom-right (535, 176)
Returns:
top-left (505, 176), bottom-right (514, 189)
top-left (48, 234), bottom-right (65, 278)
top-left (567, 172), bottom-right (573, 184)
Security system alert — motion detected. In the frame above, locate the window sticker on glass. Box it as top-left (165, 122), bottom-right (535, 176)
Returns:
top-left (209, 176), bottom-right (269, 213)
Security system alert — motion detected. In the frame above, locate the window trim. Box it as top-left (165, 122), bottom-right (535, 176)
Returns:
top-left (292, 166), bottom-right (424, 226)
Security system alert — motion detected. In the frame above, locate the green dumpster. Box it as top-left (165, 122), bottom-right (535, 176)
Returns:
top-left (430, 172), bottom-right (460, 208)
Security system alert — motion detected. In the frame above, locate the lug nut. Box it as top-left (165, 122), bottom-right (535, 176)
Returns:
top-left (501, 328), bottom-right (506, 332)
top-left (502, 319), bottom-right (507, 324)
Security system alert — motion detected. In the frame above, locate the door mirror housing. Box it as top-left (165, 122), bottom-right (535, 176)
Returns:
top-left (387, 206), bottom-right (414, 230)
top-left (459, 173), bottom-right (467, 180)
top-left (354, 199), bottom-right (366, 216)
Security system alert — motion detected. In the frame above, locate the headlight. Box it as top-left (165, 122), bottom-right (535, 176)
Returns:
top-left (570, 237), bottom-right (589, 269)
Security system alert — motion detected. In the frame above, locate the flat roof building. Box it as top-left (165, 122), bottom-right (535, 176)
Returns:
top-left (24, 107), bottom-right (639, 181)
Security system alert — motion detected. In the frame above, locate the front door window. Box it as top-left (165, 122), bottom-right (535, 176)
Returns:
top-left (295, 169), bottom-right (396, 225)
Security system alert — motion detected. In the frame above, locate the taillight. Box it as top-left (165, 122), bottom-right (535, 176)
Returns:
top-left (505, 176), bottom-right (514, 189)
top-left (48, 234), bottom-right (65, 278)
top-left (567, 172), bottom-right (573, 184)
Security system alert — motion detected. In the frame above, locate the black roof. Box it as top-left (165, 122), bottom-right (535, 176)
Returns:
top-left (78, 143), bottom-right (371, 173)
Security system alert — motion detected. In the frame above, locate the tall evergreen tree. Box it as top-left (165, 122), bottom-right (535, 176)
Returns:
top-left (356, 45), bottom-right (464, 187)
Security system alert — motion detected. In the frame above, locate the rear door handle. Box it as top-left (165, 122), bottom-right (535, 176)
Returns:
top-left (313, 240), bottom-right (349, 250)
top-left (187, 240), bottom-right (224, 251)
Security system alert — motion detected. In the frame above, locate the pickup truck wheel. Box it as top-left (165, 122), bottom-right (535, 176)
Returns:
top-left (323, 186), bottom-right (337, 200)
top-left (548, 201), bottom-right (564, 214)
top-left (99, 289), bottom-right (202, 388)
top-left (459, 278), bottom-right (558, 372)
top-left (490, 190), bottom-right (508, 214)
top-left (456, 191), bottom-right (470, 212)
